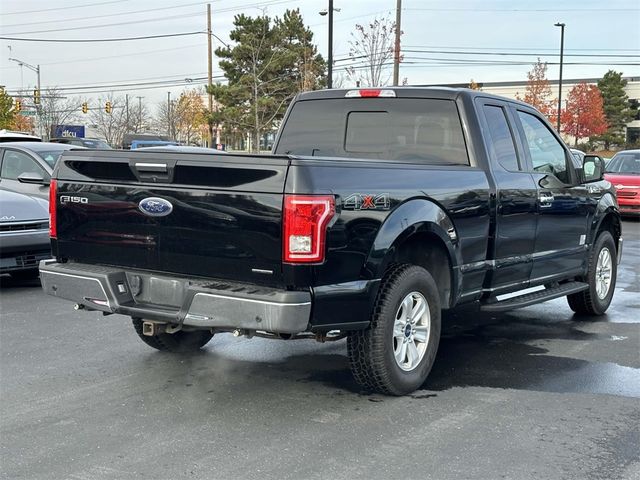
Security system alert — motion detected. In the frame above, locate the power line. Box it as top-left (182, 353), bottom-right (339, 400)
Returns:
top-left (0, 31), bottom-right (205, 43)
top-left (1, 1), bottom-right (212, 28)
top-left (402, 45), bottom-right (640, 52)
top-left (401, 49), bottom-right (640, 59)
top-left (0, 43), bottom-right (205, 69)
top-left (4, 12), bottom-right (205, 36)
top-left (2, 0), bottom-right (129, 16)
top-left (405, 7), bottom-right (640, 12)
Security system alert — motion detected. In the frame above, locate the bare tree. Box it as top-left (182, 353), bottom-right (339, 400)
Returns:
top-left (89, 93), bottom-right (128, 147)
top-left (38, 87), bottom-right (81, 139)
top-left (345, 17), bottom-right (401, 87)
top-left (154, 99), bottom-right (179, 139)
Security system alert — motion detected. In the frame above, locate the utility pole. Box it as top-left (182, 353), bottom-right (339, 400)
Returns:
top-left (393, 0), bottom-right (402, 86)
top-left (136, 96), bottom-right (144, 132)
top-left (167, 91), bottom-right (171, 138)
top-left (555, 22), bottom-right (565, 133)
top-left (125, 94), bottom-right (130, 133)
top-left (207, 3), bottom-right (214, 147)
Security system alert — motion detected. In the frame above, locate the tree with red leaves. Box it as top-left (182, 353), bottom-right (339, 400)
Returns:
top-left (516, 59), bottom-right (556, 122)
top-left (561, 83), bottom-right (608, 146)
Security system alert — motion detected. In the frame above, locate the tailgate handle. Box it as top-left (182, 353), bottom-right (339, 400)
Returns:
top-left (135, 163), bottom-right (168, 173)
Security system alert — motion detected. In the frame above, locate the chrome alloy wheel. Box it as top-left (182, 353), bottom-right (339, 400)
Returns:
top-left (392, 292), bottom-right (431, 371)
top-left (595, 247), bottom-right (613, 300)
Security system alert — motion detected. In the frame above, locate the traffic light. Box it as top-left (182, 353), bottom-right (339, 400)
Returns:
top-left (14, 99), bottom-right (22, 111)
top-left (33, 88), bottom-right (41, 105)
top-left (82, 102), bottom-right (88, 114)
top-left (105, 101), bottom-right (112, 114)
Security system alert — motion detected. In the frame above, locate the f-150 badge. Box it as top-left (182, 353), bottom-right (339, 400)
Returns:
top-left (343, 193), bottom-right (390, 210)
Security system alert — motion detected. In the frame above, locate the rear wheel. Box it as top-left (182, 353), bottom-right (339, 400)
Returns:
top-left (347, 264), bottom-right (441, 395)
top-left (567, 230), bottom-right (617, 316)
top-left (132, 318), bottom-right (213, 352)
top-left (10, 269), bottom-right (39, 281)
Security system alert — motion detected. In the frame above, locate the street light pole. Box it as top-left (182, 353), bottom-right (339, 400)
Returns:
top-left (8, 57), bottom-right (41, 136)
top-left (207, 3), bottom-right (214, 147)
top-left (328, 0), bottom-right (334, 89)
top-left (319, 1), bottom-right (340, 89)
top-left (554, 22), bottom-right (565, 133)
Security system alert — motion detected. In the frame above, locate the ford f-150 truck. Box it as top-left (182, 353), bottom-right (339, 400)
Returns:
top-left (40, 88), bottom-right (622, 395)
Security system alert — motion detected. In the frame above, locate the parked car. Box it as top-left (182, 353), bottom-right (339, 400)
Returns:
top-left (605, 149), bottom-right (640, 216)
top-left (0, 129), bottom-right (41, 143)
top-left (40, 88), bottom-right (621, 396)
top-left (0, 189), bottom-right (50, 280)
top-left (0, 142), bottom-right (84, 199)
top-left (122, 133), bottom-right (173, 150)
top-left (50, 137), bottom-right (112, 149)
top-left (131, 140), bottom-right (179, 149)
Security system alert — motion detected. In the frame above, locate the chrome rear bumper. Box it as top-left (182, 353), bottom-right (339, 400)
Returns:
top-left (39, 260), bottom-right (312, 334)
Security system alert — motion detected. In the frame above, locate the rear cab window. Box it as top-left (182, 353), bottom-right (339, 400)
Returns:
top-left (275, 98), bottom-right (469, 165)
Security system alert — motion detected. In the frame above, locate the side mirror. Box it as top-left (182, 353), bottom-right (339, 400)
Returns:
top-left (582, 155), bottom-right (605, 183)
top-left (17, 172), bottom-right (48, 185)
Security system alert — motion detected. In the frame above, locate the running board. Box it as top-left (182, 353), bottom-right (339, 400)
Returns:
top-left (480, 282), bottom-right (589, 312)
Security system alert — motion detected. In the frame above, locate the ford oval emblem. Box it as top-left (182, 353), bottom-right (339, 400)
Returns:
top-left (138, 197), bottom-right (173, 217)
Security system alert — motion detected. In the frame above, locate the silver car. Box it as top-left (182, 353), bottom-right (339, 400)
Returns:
top-left (0, 142), bottom-right (85, 199)
top-left (0, 189), bottom-right (50, 280)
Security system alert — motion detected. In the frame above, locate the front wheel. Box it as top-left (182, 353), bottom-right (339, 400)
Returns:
top-left (567, 230), bottom-right (617, 316)
top-left (347, 264), bottom-right (442, 396)
top-left (132, 318), bottom-right (213, 352)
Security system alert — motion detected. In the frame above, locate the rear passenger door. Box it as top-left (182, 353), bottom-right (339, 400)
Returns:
top-left (478, 99), bottom-right (538, 292)
top-left (511, 107), bottom-right (589, 283)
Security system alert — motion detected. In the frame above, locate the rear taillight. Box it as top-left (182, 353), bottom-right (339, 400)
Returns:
top-left (283, 195), bottom-right (335, 263)
top-left (49, 179), bottom-right (57, 238)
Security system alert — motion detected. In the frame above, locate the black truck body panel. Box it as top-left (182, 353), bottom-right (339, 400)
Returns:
top-left (54, 151), bottom-right (289, 286)
top-left (42, 88), bottom-right (621, 334)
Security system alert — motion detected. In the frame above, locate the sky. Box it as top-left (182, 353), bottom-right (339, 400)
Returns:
top-left (1, 0), bottom-right (639, 109)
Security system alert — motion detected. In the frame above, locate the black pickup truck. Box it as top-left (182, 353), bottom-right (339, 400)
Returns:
top-left (40, 88), bottom-right (622, 395)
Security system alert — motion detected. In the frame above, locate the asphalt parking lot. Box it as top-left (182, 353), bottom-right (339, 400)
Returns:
top-left (1, 220), bottom-right (638, 480)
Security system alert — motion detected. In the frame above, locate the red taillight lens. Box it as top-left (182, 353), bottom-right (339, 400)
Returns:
top-left (49, 179), bottom-right (57, 238)
top-left (283, 195), bottom-right (335, 263)
top-left (345, 89), bottom-right (396, 98)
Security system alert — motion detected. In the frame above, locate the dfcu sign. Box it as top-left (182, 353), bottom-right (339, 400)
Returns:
top-left (51, 125), bottom-right (85, 138)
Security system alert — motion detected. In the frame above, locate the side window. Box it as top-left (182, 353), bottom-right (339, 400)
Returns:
top-left (483, 105), bottom-right (520, 171)
top-left (0, 150), bottom-right (46, 180)
top-left (517, 111), bottom-right (570, 183)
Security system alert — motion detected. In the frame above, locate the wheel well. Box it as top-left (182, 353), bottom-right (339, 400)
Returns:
top-left (392, 232), bottom-right (452, 308)
top-left (598, 213), bottom-right (621, 250)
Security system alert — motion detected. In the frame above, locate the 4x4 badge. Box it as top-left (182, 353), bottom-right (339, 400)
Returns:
top-left (343, 193), bottom-right (390, 210)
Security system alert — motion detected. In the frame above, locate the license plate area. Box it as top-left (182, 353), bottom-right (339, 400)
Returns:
top-left (126, 272), bottom-right (187, 308)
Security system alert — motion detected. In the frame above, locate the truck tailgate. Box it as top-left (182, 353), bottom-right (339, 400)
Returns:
top-left (53, 150), bottom-right (290, 286)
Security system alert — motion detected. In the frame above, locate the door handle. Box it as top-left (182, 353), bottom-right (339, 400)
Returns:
top-left (539, 192), bottom-right (554, 207)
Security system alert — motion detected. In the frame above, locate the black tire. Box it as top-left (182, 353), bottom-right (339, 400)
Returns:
top-left (132, 318), bottom-right (213, 352)
top-left (567, 230), bottom-right (617, 316)
top-left (347, 264), bottom-right (442, 396)
top-left (10, 269), bottom-right (39, 281)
